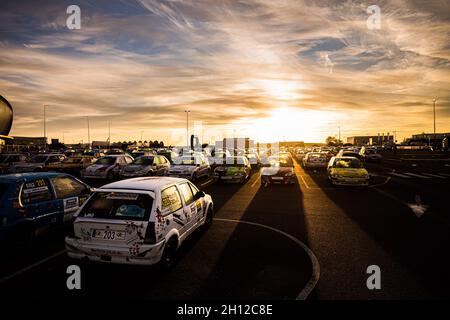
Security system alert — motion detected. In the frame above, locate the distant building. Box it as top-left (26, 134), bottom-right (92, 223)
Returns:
top-left (92, 141), bottom-right (109, 148)
top-left (4, 136), bottom-right (47, 152)
top-left (280, 141), bottom-right (305, 148)
top-left (347, 135), bottom-right (394, 146)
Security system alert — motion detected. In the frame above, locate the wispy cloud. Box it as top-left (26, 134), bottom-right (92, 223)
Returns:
top-left (1, 0), bottom-right (449, 143)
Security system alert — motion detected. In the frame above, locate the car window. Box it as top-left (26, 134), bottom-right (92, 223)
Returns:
top-left (188, 182), bottom-right (199, 195)
top-left (178, 183), bottom-right (194, 205)
top-left (153, 157), bottom-right (160, 165)
top-left (20, 178), bottom-right (52, 205)
top-left (51, 175), bottom-right (86, 199)
top-left (161, 186), bottom-right (183, 215)
top-left (79, 192), bottom-right (152, 221)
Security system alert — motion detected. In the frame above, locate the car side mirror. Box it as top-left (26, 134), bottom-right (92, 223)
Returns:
top-left (194, 191), bottom-right (205, 200)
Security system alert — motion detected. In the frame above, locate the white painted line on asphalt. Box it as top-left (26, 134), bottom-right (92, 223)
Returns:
top-left (389, 172), bottom-right (411, 178)
top-left (199, 178), bottom-right (214, 188)
top-left (298, 175), bottom-right (311, 189)
top-left (422, 173), bottom-right (446, 179)
top-left (0, 249), bottom-right (67, 285)
top-left (403, 172), bottom-right (431, 179)
top-left (368, 176), bottom-right (391, 188)
top-left (214, 218), bottom-right (320, 300)
top-left (250, 174), bottom-right (261, 187)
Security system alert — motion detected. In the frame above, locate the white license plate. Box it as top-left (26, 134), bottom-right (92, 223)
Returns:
top-left (272, 177), bottom-right (284, 180)
top-left (92, 229), bottom-right (126, 241)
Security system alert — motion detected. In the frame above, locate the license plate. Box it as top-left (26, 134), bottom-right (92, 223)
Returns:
top-left (272, 177), bottom-right (284, 180)
top-left (92, 229), bottom-right (126, 241)
top-left (221, 176), bottom-right (232, 180)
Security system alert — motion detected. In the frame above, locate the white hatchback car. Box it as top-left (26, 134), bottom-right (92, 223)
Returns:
top-left (65, 177), bottom-right (213, 268)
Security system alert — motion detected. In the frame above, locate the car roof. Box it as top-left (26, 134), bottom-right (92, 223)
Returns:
top-left (334, 156), bottom-right (360, 160)
top-left (100, 177), bottom-right (188, 191)
top-left (0, 172), bottom-right (63, 183)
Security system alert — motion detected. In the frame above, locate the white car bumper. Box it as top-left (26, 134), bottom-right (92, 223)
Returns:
top-left (65, 237), bottom-right (166, 266)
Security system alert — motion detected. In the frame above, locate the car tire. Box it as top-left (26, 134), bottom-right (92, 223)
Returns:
top-left (160, 237), bottom-right (178, 270)
top-left (203, 207), bottom-right (213, 230)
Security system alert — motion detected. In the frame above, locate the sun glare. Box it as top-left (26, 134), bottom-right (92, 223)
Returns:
top-left (246, 107), bottom-right (339, 142)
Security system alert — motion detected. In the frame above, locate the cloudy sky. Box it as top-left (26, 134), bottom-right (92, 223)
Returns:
top-left (1, 0), bottom-right (449, 144)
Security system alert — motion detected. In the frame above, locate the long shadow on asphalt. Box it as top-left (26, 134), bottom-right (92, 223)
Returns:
top-left (305, 169), bottom-right (450, 299)
top-left (193, 178), bottom-right (314, 300)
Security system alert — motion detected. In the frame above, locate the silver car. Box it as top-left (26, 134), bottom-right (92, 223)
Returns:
top-left (82, 155), bottom-right (134, 180)
top-left (120, 155), bottom-right (170, 178)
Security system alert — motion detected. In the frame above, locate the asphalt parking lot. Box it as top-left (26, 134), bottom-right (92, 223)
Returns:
top-left (1, 152), bottom-right (450, 299)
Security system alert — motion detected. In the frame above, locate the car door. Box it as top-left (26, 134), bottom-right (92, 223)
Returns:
top-left (20, 177), bottom-right (61, 233)
top-left (177, 182), bottom-right (199, 232)
top-left (160, 185), bottom-right (187, 236)
top-left (50, 175), bottom-right (90, 222)
top-left (188, 182), bottom-right (205, 223)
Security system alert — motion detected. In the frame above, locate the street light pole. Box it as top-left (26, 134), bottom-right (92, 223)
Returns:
top-left (87, 116), bottom-right (90, 149)
top-left (433, 97), bottom-right (437, 136)
top-left (43, 104), bottom-right (48, 150)
top-left (185, 110), bottom-right (190, 148)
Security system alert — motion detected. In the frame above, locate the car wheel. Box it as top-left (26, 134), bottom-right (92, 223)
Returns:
top-left (160, 237), bottom-right (178, 270)
top-left (203, 207), bottom-right (213, 230)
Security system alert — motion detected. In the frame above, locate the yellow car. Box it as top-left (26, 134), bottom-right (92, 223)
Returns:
top-left (45, 156), bottom-right (97, 175)
top-left (327, 157), bottom-right (369, 187)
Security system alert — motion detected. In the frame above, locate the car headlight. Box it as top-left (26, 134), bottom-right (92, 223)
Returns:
top-left (285, 171), bottom-right (294, 176)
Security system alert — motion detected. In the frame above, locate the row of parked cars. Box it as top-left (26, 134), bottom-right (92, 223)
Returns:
top-left (289, 146), bottom-right (378, 187)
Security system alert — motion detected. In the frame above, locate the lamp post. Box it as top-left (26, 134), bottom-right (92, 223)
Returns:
top-left (87, 116), bottom-right (90, 149)
top-left (185, 110), bottom-right (190, 148)
top-left (432, 97), bottom-right (437, 136)
top-left (43, 104), bottom-right (49, 150)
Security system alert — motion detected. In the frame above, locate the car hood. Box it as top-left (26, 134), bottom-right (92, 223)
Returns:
top-left (86, 164), bottom-right (111, 171)
top-left (330, 168), bottom-right (368, 177)
top-left (124, 164), bottom-right (150, 172)
top-left (261, 166), bottom-right (293, 176)
top-left (14, 162), bottom-right (42, 168)
top-left (170, 165), bottom-right (196, 172)
top-left (215, 166), bottom-right (244, 175)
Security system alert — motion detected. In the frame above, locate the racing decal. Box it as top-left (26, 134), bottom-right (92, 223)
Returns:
top-left (22, 186), bottom-right (48, 194)
top-left (64, 197), bottom-right (79, 213)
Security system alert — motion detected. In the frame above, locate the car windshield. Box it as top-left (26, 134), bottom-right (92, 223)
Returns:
top-left (219, 157), bottom-right (246, 167)
top-left (64, 157), bottom-right (82, 163)
top-left (31, 155), bottom-right (48, 163)
top-left (309, 153), bottom-right (325, 159)
top-left (269, 156), bottom-right (293, 167)
top-left (95, 157), bottom-right (116, 165)
top-left (79, 192), bottom-right (153, 221)
top-left (133, 156), bottom-right (154, 165)
top-left (334, 158), bottom-right (363, 168)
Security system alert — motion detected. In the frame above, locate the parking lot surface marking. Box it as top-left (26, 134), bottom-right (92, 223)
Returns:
top-left (214, 218), bottom-right (320, 300)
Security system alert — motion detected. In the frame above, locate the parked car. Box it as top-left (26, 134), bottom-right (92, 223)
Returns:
top-left (65, 177), bottom-right (213, 268)
top-left (45, 156), bottom-right (97, 175)
top-left (213, 156), bottom-right (251, 183)
top-left (167, 154), bottom-right (211, 181)
top-left (81, 155), bottom-right (134, 180)
top-left (302, 152), bottom-right (328, 169)
top-left (294, 150), bottom-right (306, 162)
top-left (244, 152), bottom-right (261, 169)
top-left (327, 157), bottom-right (370, 187)
top-left (0, 172), bottom-right (91, 247)
top-left (0, 153), bottom-right (28, 174)
top-left (10, 153), bottom-right (66, 173)
top-left (336, 150), bottom-right (362, 160)
top-left (105, 149), bottom-right (125, 155)
top-left (260, 155), bottom-right (295, 186)
top-left (120, 155), bottom-right (170, 178)
top-left (359, 147), bottom-right (382, 163)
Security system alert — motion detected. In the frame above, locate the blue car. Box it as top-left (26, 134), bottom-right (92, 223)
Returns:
top-left (0, 172), bottom-right (91, 246)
